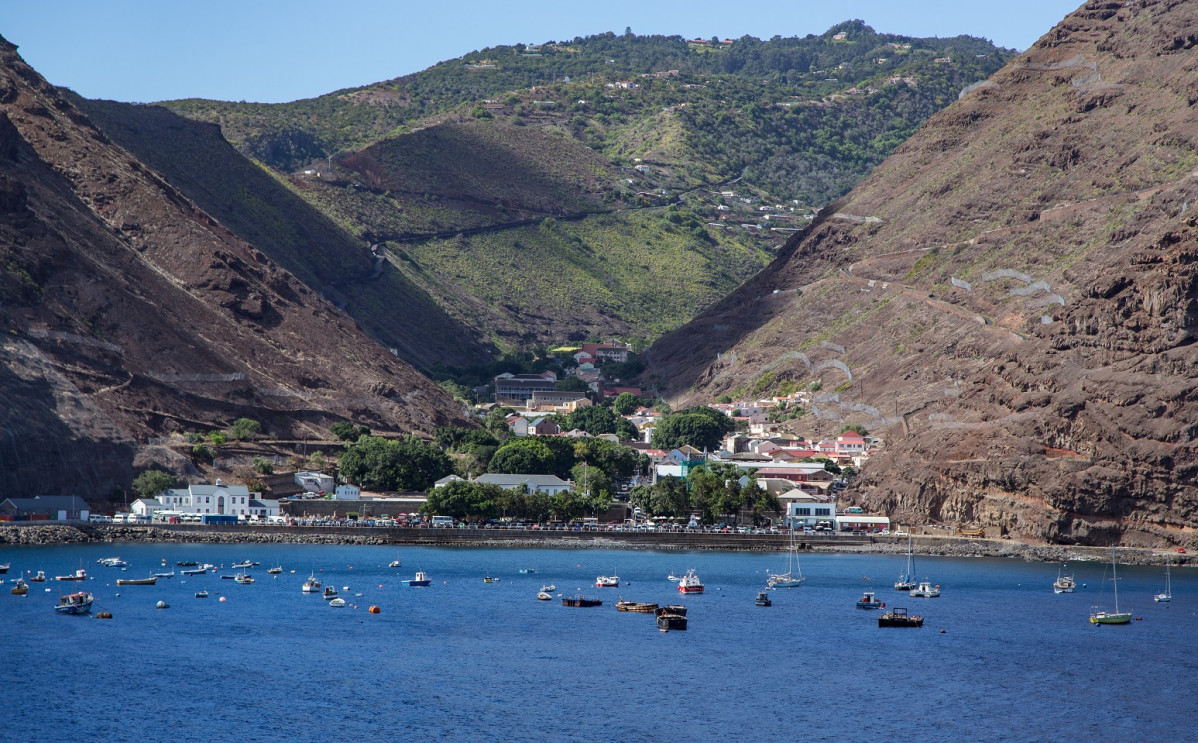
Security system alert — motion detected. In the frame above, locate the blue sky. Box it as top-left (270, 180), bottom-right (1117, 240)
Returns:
top-left (1, 0), bottom-right (1084, 104)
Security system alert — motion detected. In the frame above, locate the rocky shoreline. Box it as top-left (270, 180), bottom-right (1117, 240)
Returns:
top-left (1, 524), bottom-right (1189, 566)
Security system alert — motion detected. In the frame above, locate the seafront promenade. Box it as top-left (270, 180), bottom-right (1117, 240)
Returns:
top-left (0, 523), bottom-right (1186, 565)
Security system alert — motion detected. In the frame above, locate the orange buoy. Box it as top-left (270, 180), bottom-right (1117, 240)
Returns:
top-left (368, 605), bottom-right (380, 614)
top-left (219, 596), bottom-right (227, 603)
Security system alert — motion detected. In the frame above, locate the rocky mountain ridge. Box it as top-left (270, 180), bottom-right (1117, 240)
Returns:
top-left (0, 36), bottom-right (467, 501)
top-left (645, 0), bottom-right (1197, 547)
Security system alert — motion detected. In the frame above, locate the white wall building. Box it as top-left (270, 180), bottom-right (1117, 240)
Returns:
top-left (295, 471), bottom-right (335, 493)
top-left (159, 479), bottom-right (254, 516)
top-left (333, 485), bottom-right (361, 500)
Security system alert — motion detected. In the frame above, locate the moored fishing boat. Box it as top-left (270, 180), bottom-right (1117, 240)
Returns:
top-left (54, 591), bottom-right (93, 615)
top-left (153, 570), bottom-right (175, 579)
top-left (116, 576), bottom-right (157, 586)
top-left (856, 591), bottom-right (883, 609)
top-left (878, 607), bottom-right (923, 627)
top-left (234, 572), bottom-right (254, 584)
top-left (11, 578), bottom-right (29, 595)
top-left (29, 570), bottom-right (46, 582)
top-left (1053, 564), bottom-right (1076, 594)
top-left (181, 568), bottom-right (207, 576)
top-left (615, 596), bottom-right (659, 613)
top-left (55, 568), bottom-right (87, 581)
top-left (755, 591), bottom-right (772, 607)
top-left (267, 566), bottom-right (283, 575)
top-left (302, 573), bottom-right (322, 593)
top-left (323, 585), bottom-right (339, 600)
top-left (537, 591), bottom-right (553, 601)
top-left (655, 605), bottom-right (688, 631)
top-left (402, 571), bottom-right (431, 587)
top-left (595, 574), bottom-right (619, 588)
top-left (910, 581), bottom-right (940, 598)
top-left (0, 563), bottom-right (9, 574)
top-left (194, 590), bottom-right (209, 598)
top-left (677, 568), bottom-right (704, 594)
top-left (562, 595), bottom-right (603, 607)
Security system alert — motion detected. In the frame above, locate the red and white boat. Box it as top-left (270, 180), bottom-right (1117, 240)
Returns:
top-left (595, 575), bottom-right (619, 588)
top-left (677, 569), bottom-right (704, 594)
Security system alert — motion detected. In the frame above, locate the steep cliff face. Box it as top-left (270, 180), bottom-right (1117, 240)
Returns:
top-left (0, 37), bottom-right (467, 500)
top-left (646, 0), bottom-right (1197, 547)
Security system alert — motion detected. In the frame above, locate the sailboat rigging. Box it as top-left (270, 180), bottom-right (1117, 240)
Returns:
top-left (1090, 548), bottom-right (1132, 625)
top-left (1154, 557), bottom-right (1172, 603)
top-left (768, 525), bottom-right (804, 588)
top-left (895, 534), bottom-right (917, 591)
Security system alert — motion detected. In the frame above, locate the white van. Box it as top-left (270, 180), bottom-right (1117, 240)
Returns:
top-left (430, 515), bottom-right (454, 528)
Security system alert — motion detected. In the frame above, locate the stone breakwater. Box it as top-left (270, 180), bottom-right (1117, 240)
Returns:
top-left (0, 525), bottom-right (1189, 566)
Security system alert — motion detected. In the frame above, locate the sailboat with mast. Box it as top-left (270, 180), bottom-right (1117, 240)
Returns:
top-left (1090, 548), bottom-right (1132, 625)
top-left (894, 534), bottom-right (917, 591)
top-left (768, 524), bottom-right (804, 588)
top-left (1154, 557), bottom-right (1172, 603)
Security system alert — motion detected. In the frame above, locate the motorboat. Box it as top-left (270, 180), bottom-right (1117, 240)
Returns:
top-left (655, 605), bottom-right (688, 631)
top-left (389, 560), bottom-right (402, 568)
top-left (616, 597), bottom-right (659, 613)
top-left (323, 586), bottom-right (339, 600)
top-left (1053, 564), bottom-right (1076, 594)
top-left (98, 557), bottom-right (128, 568)
top-left (55, 568), bottom-right (88, 581)
top-left (677, 569), bottom-right (704, 594)
top-left (878, 607), bottom-right (923, 627)
top-left (539, 584), bottom-right (556, 593)
top-left (328, 597), bottom-right (347, 608)
top-left (177, 561), bottom-right (199, 567)
top-left (194, 590), bottom-right (209, 598)
top-left (483, 576), bottom-right (500, 584)
top-left (302, 573), bottom-right (322, 593)
top-left (0, 563), bottom-right (9, 574)
top-left (231, 561), bottom-right (254, 569)
top-left (537, 591), bottom-right (553, 601)
top-left (11, 578), bottom-right (29, 595)
top-left (267, 566), bottom-right (283, 575)
top-left (755, 591), bottom-right (772, 607)
top-left (909, 581), bottom-right (940, 598)
top-left (518, 568), bottom-right (535, 574)
top-left (181, 568), bottom-right (207, 576)
top-left (54, 591), bottom-right (94, 615)
top-left (595, 575), bottom-right (619, 588)
top-left (401, 571), bottom-right (431, 587)
top-left (116, 576), bottom-right (157, 586)
top-left (856, 591), bottom-right (883, 609)
top-left (234, 573), bottom-right (254, 585)
top-left (562, 595), bottom-right (603, 607)
top-left (29, 570), bottom-right (46, 582)
top-left (153, 570), bottom-right (175, 579)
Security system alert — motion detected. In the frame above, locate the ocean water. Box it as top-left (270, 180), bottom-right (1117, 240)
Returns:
top-left (1, 542), bottom-right (1193, 742)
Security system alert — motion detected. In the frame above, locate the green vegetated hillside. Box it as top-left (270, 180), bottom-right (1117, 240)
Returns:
top-left (101, 22), bottom-right (1014, 371)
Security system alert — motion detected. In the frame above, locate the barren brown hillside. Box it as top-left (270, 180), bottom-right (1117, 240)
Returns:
top-left (0, 37), bottom-right (466, 500)
top-left (646, 0), bottom-right (1197, 547)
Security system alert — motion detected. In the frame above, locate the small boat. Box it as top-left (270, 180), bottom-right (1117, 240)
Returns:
top-left (518, 568), bottom-right (535, 574)
top-left (483, 576), bottom-right (500, 584)
top-left (562, 596), bottom-right (603, 607)
top-left (878, 607), bottom-right (923, 627)
top-left (895, 534), bottom-right (918, 591)
top-left (11, 578), bottom-right (29, 595)
top-left (181, 568), bottom-right (207, 576)
top-left (328, 597), bottom-right (347, 608)
top-left (177, 561), bottom-right (199, 567)
top-left (54, 591), bottom-right (94, 615)
top-left (389, 560), bottom-right (402, 568)
top-left (29, 570), bottom-right (46, 582)
top-left (194, 590), bottom-right (209, 598)
top-left (755, 591), bottom-right (772, 607)
top-left (98, 557), bottom-right (128, 568)
top-left (323, 586), bottom-right (339, 600)
top-left (401, 571), bottom-right (431, 587)
top-left (220, 575), bottom-right (237, 580)
top-left (1154, 557), bottom-right (1172, 603)
top-left (1053, 564), bottom-right (1076, 594)
top-left (540, 584), bottom-right (556, 592)
top-left (153, 571), bottom-right (175, 579)
top-left (156, 600), bottom-right (169, 610)
top-left (302, 573), bottom-right (322, 593)
top-left (595, 575), bottom-right (619, 588)
top-left (231, 561), bottom-right (254, 569)
top-left (856, 591), bottom-right (883, 609)
top-left (537, 591), bottom-right (553, 601)
top-left (909, 581), bottom-right (940, 598)
top-left (655, 605), bottom-right (688, 631)
top-left (677, 568), bottom-right (704, 594)
top-left (116, 576), bottom-right (157, 586)
top-left (667, 574), bottom-right (681, 582)
top-left (0, 563), bottom-right (9, 574)
top-left (234, 573), bottom-right (254, 585)
top-left (267, 566), bottom-right (283, 575)
top-left (55, 568), bottom-right (88, 581)
top-left (1090, 548), bottom-right (1132, 625)
top-left (769, 527), bottom-right (805, 588)
top-left (616, 596), bottom-right (659, 613)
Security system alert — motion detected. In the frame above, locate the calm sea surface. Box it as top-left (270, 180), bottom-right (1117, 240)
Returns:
top-left (1, 542), bottom-right (1193, 742)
